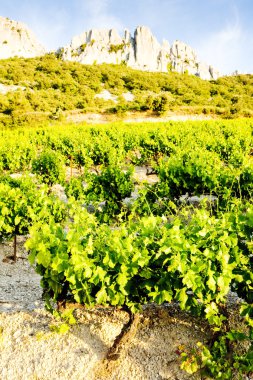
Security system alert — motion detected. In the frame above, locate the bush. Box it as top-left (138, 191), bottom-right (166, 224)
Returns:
top-left (85, 165), bottom-right (134, 221)
top-left (148, 94), bottom-right (170, 115)
top-left (32, 150), bottom-right (65, 185)
top-left (65, 176), bottom-right (86, 200)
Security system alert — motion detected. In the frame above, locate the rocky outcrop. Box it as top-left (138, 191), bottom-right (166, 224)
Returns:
top-left (0, 17), bottom-right (218, 80)
top-left (61, 26), bottom-right (219, 80)
top-left (0, 16), bottom-right (45, 59)
top-left (0, 83), bottom-right (25, 94)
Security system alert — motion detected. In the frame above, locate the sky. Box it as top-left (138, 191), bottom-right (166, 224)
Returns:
top-left (1, 0), bottom-right (253, 75)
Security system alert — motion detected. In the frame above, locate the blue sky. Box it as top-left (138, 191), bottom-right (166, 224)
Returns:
top-left (1, 0), bottom-right (253, 75)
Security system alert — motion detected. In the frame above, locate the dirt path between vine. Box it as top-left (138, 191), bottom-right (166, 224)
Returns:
top-left (65, 111), bottom-right (215, 124)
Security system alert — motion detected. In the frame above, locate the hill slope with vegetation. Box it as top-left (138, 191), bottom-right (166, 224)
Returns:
top-left (0, 54), bottom-right (252, 127)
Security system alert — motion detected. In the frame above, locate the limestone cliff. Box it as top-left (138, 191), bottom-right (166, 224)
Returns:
top-left (61, 26), bottom-right (219, 80)
top-left (0, 17), bottom-right (218, 80)
top-left (0, 16), bottom-right (45, 59)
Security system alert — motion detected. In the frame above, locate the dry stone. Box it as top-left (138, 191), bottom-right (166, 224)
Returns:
top-left (0, 16), bottom-right (45, 59)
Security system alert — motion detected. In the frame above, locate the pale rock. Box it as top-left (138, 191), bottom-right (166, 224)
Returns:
top-left (196, 62), bottom-right (214, 80)
top-left (0, 16), bottom-right (45, 59)
top-left (122, 92), bottom-right (135, 101)
top-left (158, 39), bottom-right (171, 72)
top-left (162, 39), bottom-right (170, 51)
top-left (95, 90), bottom-right (134, 102)
top-left (133, 26), bottom-right (161, 71)
top-left (209, 66), bottom-right (219, 80)
top-left (94, 90), bottom-right (118, 102)
top-left (170, 40), bottom-right (198, 75)
top-left (61, 26), bottom-right (219, 80)
top-left (0, 17), bottom-right (219, 80)
top-left (0, 83), bottom-right (25, 94)
top-left (62, 28), bottom-right (134, 66)
top-left (50, 184), bottom-right (68, 203)
top-left (124, 29), bottom-right (131, 44)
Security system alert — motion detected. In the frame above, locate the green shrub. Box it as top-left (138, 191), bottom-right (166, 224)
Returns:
top-left (0, 55), bottom-right (252, 123)
top-left (32, 150), bottom-right (65, 185)
top-left (85, 165), bottom-right (134, 221)
top-left (79, 43), bottom-right (87, 52)
top-left (109, 43), bottom-right (125, 53)
top-left (65, 176), bottom-right (86, 200)
top-left (151, 94), bottom-right (169, 115)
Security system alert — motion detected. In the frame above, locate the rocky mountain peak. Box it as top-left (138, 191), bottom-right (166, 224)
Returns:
top-left (0, 16), bottom-right (45, 59)
top-left (61, 26), bottom-right (219, 80)
top-left (0, 17), bottom-right (219, 80)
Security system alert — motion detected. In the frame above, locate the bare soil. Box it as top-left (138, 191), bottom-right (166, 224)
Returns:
top-left (65, 111), bottom-right (215, 124)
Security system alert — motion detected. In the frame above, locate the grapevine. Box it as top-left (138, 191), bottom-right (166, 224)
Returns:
top-left (0, 119), bottom-right (252, 377)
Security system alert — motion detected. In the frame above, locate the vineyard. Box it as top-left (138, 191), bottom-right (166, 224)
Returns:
top-left (1, 119), bottom-right (253, 378)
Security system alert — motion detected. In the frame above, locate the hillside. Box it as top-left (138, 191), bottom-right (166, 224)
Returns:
top-left (0, 54), bottom-right (252, 128)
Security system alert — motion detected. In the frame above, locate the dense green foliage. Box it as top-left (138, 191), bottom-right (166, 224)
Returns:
top-left (0, 175), bottom-right (67, 259)
top-left (31, 150), bottom-right (65, 185)
top-left (0, 54), bottom-right (253, 127)
top-left (0, 178), bottom-right (35, 259)
top-left (26, 203), bottom-right (250, 320)
top-left (26, 194), bottom-right (253, 378)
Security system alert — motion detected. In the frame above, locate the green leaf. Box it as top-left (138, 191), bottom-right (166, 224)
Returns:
top-left (96, 288), bottom-right (107, 304)
top-left (14, 216), bottom-right (21, 226)
top-left (154, 289), bottom-right (173, 304)
top-left (28, 250), bottom-right (36, 265)
top-left (139, 269), bottom-right (152, 279)
top-left (177, 288), bottom-right (188, 309)
top-left (198, 228), bottom-right (208, 237)
top-left (36, 247), bottom-right (51, 267)
top-left (50, 323), bottom-right (70, 334)
top-left (207, 271), bottom-right (216, 293)
top-left (117, 272), bottom-right (128, 287)
top-left (1, 206), bottom-right (9, 216)
top-left (226, 330), bottom-right (248, 341)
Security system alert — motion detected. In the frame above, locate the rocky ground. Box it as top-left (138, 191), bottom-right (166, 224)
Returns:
top-left (0, 238), bottom-right (213, 380)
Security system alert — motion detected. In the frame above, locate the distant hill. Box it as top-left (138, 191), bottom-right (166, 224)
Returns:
top-left (0, 54), bottom-right (252, 128)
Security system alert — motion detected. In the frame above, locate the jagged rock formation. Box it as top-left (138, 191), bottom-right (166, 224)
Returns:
top-left (0, 16), bottom-right (45, 59)
top-left (61, 26), bottom-right (219, 80)
top-left (0, 17), bottom-right (219, 80)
